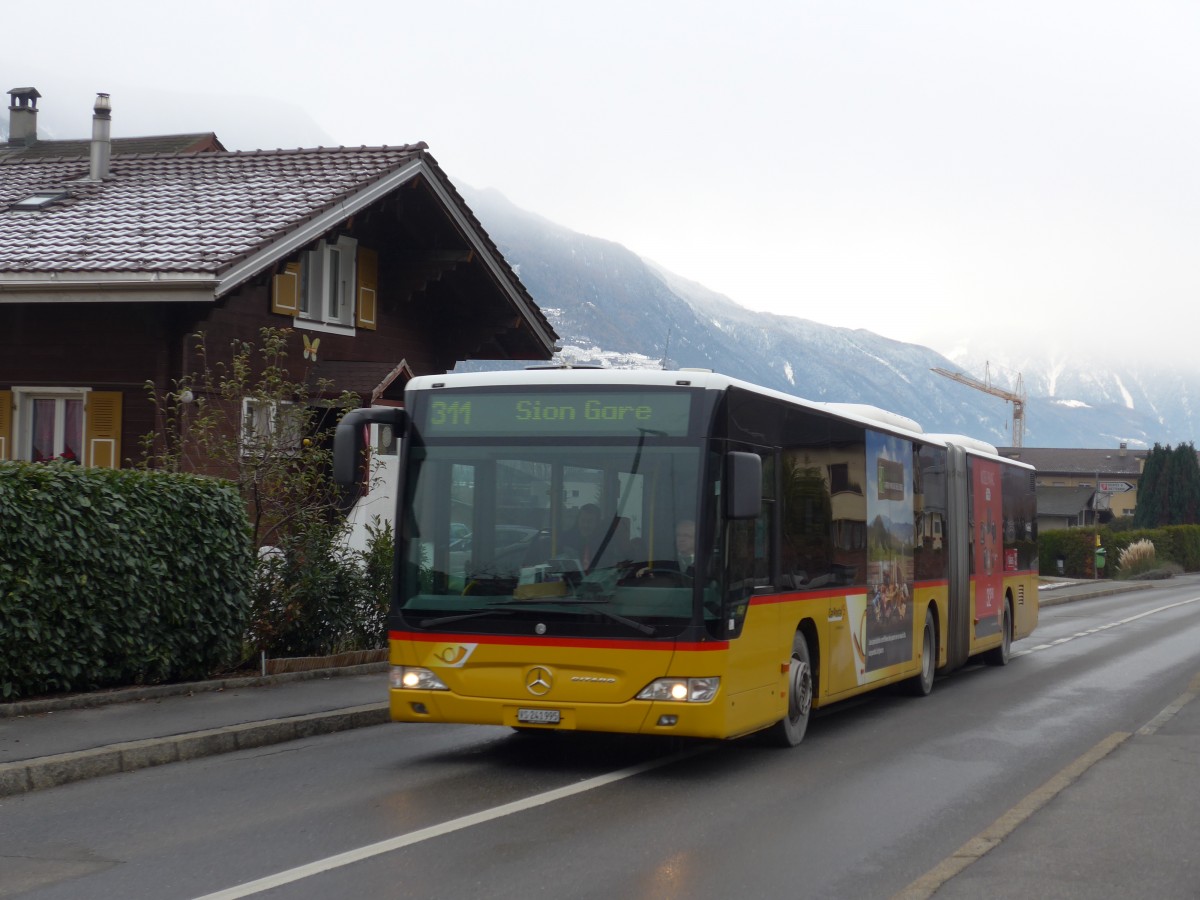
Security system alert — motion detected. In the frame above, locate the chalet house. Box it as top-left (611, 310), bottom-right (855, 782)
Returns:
top-left (997, 444), bottom-right (1147, 530)
top-left (0, 89), bottom-right (557, 469)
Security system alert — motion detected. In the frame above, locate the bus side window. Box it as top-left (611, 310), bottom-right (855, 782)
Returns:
top-left (780, 408), bottom-right (836, 591)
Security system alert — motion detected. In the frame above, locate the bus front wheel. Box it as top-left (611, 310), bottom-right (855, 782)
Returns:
top-left (767, 633), bottom-right (813, 747)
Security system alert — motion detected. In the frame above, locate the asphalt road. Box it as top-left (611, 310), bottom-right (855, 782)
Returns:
top-left (3, 579), bottom-right (1199, 900)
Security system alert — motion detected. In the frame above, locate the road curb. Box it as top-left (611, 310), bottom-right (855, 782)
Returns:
top-left (0, 702), bottom-right (389, 798)
top-left (1039, 581), bottom-right (1157, 606)
top-left (0, 662), bottom-right (389, 719)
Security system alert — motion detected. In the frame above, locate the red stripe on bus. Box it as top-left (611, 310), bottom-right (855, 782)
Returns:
top-left (744, 573), bottom-right (1034, 607)
top-left (390, 630), bottom-right (730, 651)
top-left (748, 587), bottom-right (848, 606)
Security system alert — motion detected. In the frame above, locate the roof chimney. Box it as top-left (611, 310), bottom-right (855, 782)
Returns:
top-left (89, 92), bottom-right (112, 181)
top-left (7, 87), bottom-right (41, 145)
top-left (1119, 441), bottom-right (1127, 457)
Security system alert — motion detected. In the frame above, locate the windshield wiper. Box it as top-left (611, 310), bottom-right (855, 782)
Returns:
top-left (418, 600), bottom-right (655, 636)
top-left (418, 607), bottom-right (518, 628)
top-left (514, 598), bottom-right (657, 636)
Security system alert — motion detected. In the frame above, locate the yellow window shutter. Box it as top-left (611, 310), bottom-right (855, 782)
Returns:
top-left (86, 391), bottom-right (123, 469)
top-left (356, 246), bottom-right (378, 330)
top-left (0, 390), bottom-right (11, 461)
top-left (272, 261), bottom-right (301, 316)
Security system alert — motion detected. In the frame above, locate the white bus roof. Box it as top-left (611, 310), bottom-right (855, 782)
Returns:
top-left (406, 368), bottom-right (1024, 461)
top-left (923, 433), bottom-right (998, 456)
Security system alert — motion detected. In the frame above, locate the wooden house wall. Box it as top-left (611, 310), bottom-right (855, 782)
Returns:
top-left (0, 302), bottom-right (198, 467)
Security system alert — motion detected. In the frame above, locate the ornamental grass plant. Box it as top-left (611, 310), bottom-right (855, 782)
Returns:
top-left (1117, 539), bottom-right (1157, 578)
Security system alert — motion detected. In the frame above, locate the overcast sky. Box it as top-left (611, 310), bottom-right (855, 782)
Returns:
top-left (8, 1), bottom-right (1198, 363)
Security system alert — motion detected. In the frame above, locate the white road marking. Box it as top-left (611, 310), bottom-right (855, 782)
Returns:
top-left (1016, 596), bottom-right (1200, 657)
top-left (193, 746), bottom-right (704, 899)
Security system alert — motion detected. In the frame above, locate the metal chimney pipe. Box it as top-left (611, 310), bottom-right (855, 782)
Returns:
top-left (89, 92), bottom-right (112, 180)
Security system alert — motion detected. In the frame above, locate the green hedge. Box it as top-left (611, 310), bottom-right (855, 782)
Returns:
top-left (0, 462), bottom-right (253, 699)
top-left (1039, 524), bottom-right (1200, 578)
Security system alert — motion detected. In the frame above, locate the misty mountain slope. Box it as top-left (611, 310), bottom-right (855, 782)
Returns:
top-left (463, 188), bottom-right (700, 365)
top-left (461, 185), bottom-right (1196, 448)
top-left (649, 263), bottom-right (1013, 434)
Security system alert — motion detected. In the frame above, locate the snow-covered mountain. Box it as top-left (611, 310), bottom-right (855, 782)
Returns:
top-left (461, 186), bottom-right (1198, 449)
top-left (941, 340), bottom-right (1199, 450)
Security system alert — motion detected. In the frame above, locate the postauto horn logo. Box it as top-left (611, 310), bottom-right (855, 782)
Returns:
top-left (429, 644), bottom-right (477, 668)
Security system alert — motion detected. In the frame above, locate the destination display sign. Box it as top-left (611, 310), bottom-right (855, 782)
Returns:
top-left (419, 391), bottom-right (693, 437)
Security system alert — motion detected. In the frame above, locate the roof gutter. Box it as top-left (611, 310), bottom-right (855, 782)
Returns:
top-left (0, 271), bottom-right (218, 303)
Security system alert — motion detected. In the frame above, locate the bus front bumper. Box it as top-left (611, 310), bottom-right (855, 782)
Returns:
top-left (389, 689), bottom-right (732, 739)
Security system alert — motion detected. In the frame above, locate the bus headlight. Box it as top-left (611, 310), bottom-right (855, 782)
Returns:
top-left (390, 666), bottom-right (449, 691)
top-left (636, 677), bottom-right (720, 703)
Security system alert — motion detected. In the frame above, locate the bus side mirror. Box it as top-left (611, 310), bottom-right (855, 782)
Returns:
top-left (333, 407), bottom-right (409, 489)
top-left (724, 451), bottom-right (762, 520)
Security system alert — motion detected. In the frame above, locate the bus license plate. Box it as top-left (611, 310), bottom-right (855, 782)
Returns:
top-left (517, 708), bottom-right (561, 725)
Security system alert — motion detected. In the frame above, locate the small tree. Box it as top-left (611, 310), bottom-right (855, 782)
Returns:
top-left (140, 327), bottom-right (359, 548)
top-left (141, 328), bottom-right (388, 659)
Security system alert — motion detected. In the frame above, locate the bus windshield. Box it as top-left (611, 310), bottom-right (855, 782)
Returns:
top-left (399, 438), bottom-right (708, 639)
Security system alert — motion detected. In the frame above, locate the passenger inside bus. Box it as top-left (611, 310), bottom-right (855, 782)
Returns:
top-left (559, 503), bottom-right (604, 570)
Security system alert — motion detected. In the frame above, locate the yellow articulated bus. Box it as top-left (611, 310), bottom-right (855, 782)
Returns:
top-left (334, 368), bottom-right (1038, 746)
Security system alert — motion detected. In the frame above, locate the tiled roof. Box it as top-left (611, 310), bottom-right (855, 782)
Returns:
top-left (0, 132), bottom-right (225, 161)
top-left (998, 447), bottom-right (1146, 476)
top-left (0, 141), bottom-right (558, 355)
top-left (0, 145), bottom-right (429, 275)
top-left (1036, 485), bottom-right (1097, 517)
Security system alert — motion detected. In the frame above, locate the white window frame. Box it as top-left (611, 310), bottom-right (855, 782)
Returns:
top-left (241, 397), bottom-right (304, 458)
top-left (11, 386), bottom-right (90, 463)
top-left (298, 235), bottom-right (357, 331)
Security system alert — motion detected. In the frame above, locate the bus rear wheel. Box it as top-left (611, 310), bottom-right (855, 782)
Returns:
top-left (984, 599), bottom-right (1012, 666)
top-left (767, 633), bottom-right (813, 747)
top-left (904, 612), bottom-right (936, 696)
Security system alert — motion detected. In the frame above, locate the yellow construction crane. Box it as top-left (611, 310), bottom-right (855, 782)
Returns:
top-left (931, 363), bottom-right (1026, 447)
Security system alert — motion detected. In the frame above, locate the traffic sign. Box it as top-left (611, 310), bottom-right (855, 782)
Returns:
top-left (1097, 481), bottom-right (1133, 493)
